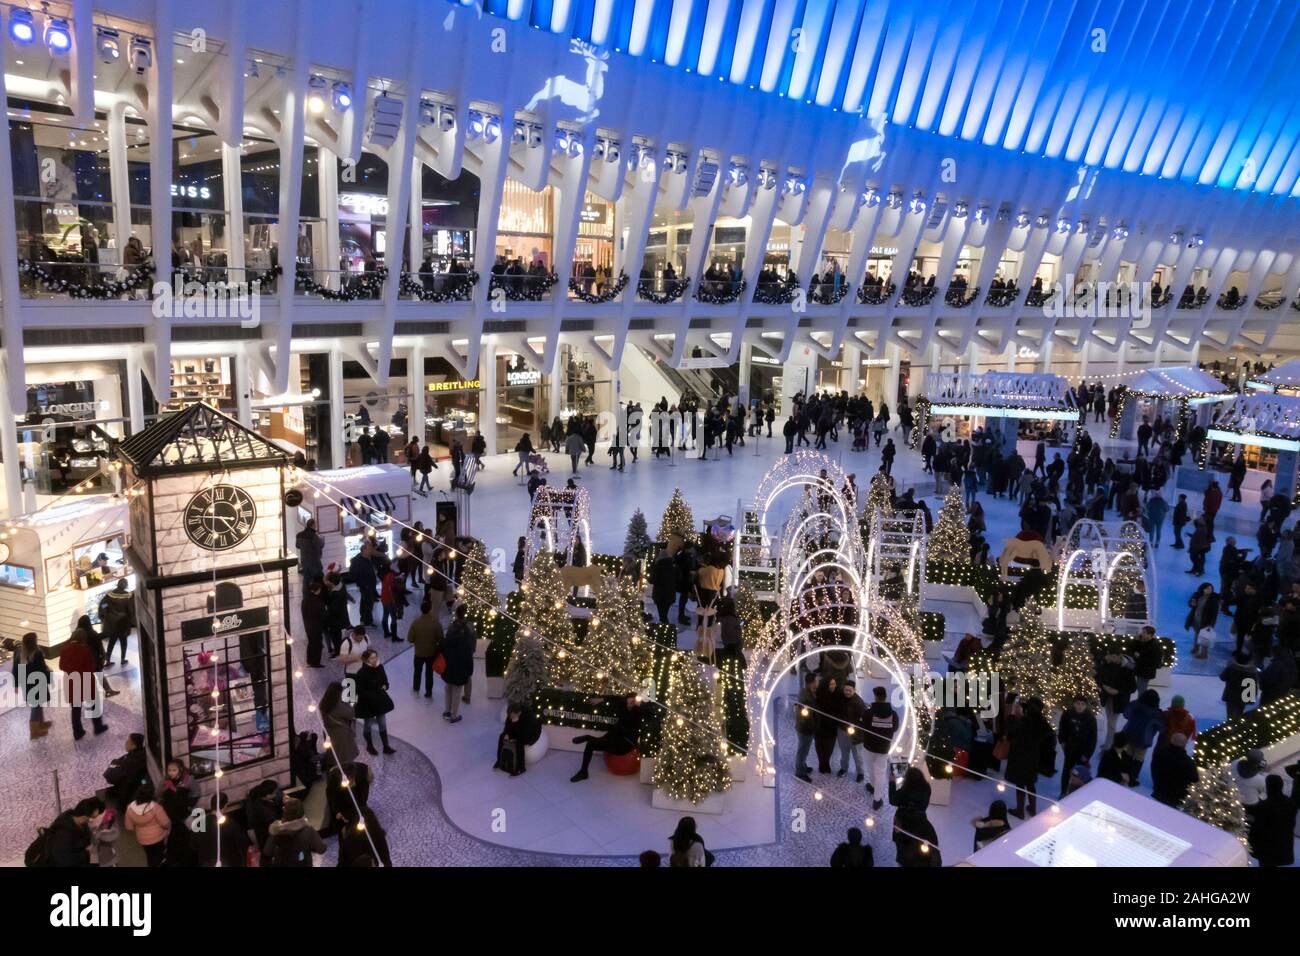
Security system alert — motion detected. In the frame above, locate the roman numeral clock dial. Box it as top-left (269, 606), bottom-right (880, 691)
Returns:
top-left (184, 484), bottom-right (258, 551)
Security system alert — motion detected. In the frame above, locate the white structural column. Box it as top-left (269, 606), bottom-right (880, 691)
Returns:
top-left (270, 0), bottom-right (313, 394)
top-left (479, 337), bottom-right (498, 456)
top-left (612, 145), bottom-right (665, 368)
top-left (0, 33), bottom-right (26, 417)
top-left (222, 143), bottom-right (247, 282)
top-left (145, 0), bottom-right (175, 404)
top-left (328, 348), bottom-right (347, 469)
top-left (107, 103), bottom-right (134, 256)
top-left (318, 146), bottom-right (341, 289)
top-left (406, 341), bottom-right (424, 437)
top-left (0, 361), bottom-right (21, 517)
top-left (126, 350), bottom-right (147, 432)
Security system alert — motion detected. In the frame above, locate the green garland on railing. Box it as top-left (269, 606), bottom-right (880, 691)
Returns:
top-left (296, 266), bottom-right (387, 300)
top-left (488, 272), bottom-right (560, 301)
top-left (695, 277), bottom-right (747, 304)
top-left (568, 271), bottom-right (629, 303)
top-left (753, 274), bottom-right (800, 305)
top-left (399, 270), bottom-right (479, 302)
top-left (810, 283), bottom-right (850, 304)
top-left (858, 281), bottom-right (895, 304)
top-left (19, 258), bottom-right (156, 299)
top-left (637, 278), bottom-right (690, 304)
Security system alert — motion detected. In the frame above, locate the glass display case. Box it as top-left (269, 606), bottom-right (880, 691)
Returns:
top-left (0, 561), bottom-right (35, 591)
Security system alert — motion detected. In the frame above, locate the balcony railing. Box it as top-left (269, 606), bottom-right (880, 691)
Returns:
top-left (1216, 291), bottom-right (1247, 310)
top-left (900, 284), bottom-right (938, 306)
top-left (488, 271), bottom-right (560, 301)
top-left (944, 284), bottom-right (981, 307)
top-left (18, 258), bottom-right (156, 300)
top-left (567, 271), bottom-right (628, 303)
top-left (694, 275), bottom-right (746, 304)
top-left (297, 267), bottom-right (385, 300)
top-left (636, 276), bottom-right (690, 304)
top-left (1025, 287), bottom-right (1057, 307)
top-left (1177, 289), bottom-right (1210, 309)
top-left (809, 279), bottom-right (850, 305)
top-left (857, 280), bottom-right (895, 304)
top-left (399, 270), bottom-right (479, 302)
top-left (1253, 291), bottom-right (1286, 311)
top-left (985, 286), bottom-right (1019, 307)
top-left (753, 274), bottom-right (801, 305)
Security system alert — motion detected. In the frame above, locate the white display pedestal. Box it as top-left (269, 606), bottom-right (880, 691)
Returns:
top-left (486, 676), bottom-right (504, 699)
top-left (474, 637), bottom-right (489, 659)
top-left (547, 725), bottom-right (593, 752)
top-left (729, 756), bottom-right (747, 782)
top-left (651, 788), bottom-right (726, 815)
top-left (1149, 666), bottom-right (1172, 689)
top-left (639, 757), bottom-right (656, 784)
top-left (928, 775), bottom-right (952, 806)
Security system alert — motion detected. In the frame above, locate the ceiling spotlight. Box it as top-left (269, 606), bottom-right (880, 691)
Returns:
top-left (1015, 212), bottom-right (1031, 228)
top-left (95, 27), bottom-right (120, 63)
top-left (417, 98), bottom-right (438, 127)
top-left (1035, 214), bottom-right (1049, 228)
top-left (438, 106), bottom-right (456, 133)
top-left (1191, 233), bottom-right (1205, 247)
top-left (886, 191), bottom-right (903, 210)
top-left (129, 35), bottom-right (152, 74)
top-left (1056, 217), bottom-right (1071, 233)
top-left (673, 153), bottom-right (687, 174)
top-left (307, 75), bottom-right (327, 115)
top-left (8, 8), bottom-right (34, 46)
top-left (1112, 225), bottom-right (1129, 240)
top-left (44, 15), bottom-right (71, 53)
top-left (1168, 230), bottom-right (1183, 245)
top-left (974, 206), bottom-right (989, 224)
top-left (246, 58), bottom-right (260, 79)
top-left (512, 120), bottom-right (528, 145)
top-left (860, 188), bottom-right (879, 207)
top-left (953, 201), bottom-right (969, 218)
top-left (908, 193), bottom-right (926, 214)
top-left (483, 115), bottom-right (500, 144)
top-left (784, 176), bottom-right (807, 195)
top-left (727, 164), bottom-right (747, 188)
top-left (331, 80), bottom-right (352, 111)
top-left (602, 139), bottom-right (618, 163)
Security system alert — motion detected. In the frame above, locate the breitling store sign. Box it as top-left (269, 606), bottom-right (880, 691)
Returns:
top-left (427, 379), bottom-right (483, 393)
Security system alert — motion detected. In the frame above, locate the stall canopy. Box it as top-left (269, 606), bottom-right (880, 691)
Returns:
top-left (1208, 393), bottom-right (1300, 451)
top-left (342, 493), bottom-right (398, 519)
top-left (1252, 359), bottom-right (1300, 392)
top-left (963, 779), bottom-right (1248, 867)
top-left (1122, 366), bottom-right (1233, 400)
top-left (923, 371), bottom-right (1077, 419)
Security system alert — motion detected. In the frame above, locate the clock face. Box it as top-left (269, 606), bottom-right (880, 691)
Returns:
top-left (184, 485), bottom-right (257, 551)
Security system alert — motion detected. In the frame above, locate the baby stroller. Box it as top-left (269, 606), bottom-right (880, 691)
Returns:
top-left (527, 451), bottom-right (549, 475)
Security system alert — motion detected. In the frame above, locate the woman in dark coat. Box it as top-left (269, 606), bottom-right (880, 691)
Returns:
top-left (440, 604), bottom-right (476, 723)
top-left (813, 675), bottom-right (842, 775)
top-left (1004, 697), bottom-right (1053, 819)
top-left (77, 614), bottom-right (120, 698)
top-left (1248, 775), bottom-right (1296, 867)
top-left (1185, 583), bottom-right (1220, 633)
top-left (893, 807), bottom-right (941, 867)
top-left (354, 649), bottom-right (396, 756)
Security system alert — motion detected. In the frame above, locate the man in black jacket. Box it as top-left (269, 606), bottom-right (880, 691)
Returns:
top-left (1057, 696), bottom-right (1098, 798)
top-left (836, 680), bottom-right (868, 783)
top-left (301, 580), bottom-right (327, 668)
top-left (650, 549), bottom-right (679, 626)
top-left (569, 695), bottom-right (643, 782)
top-left (45, 798), bottom-right (99, 866)
top-left (862, 686), bottom-right (899, 810)
top-left (1151, 733), bottom-right (1198, 806)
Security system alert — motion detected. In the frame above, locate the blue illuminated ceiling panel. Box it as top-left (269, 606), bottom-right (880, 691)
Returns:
top-left (466, 0), bottom-right (1300, 197)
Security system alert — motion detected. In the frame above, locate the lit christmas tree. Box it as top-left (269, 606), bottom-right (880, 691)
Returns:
top-left (658, 487), bottom-right (696, 544)
top-left (1047, 633), bottom-right (1101, 712)
top-left (733, 582), bottom-right (768, 650)
top-left (862, 472), bottom-right (895, 538)
top-left (930, 485), bottom-right (970, 565)
top-left (652, 652), bottom-right (732, 804)
top-left (1180, 764), bottom-right (1249, 845)
top-left (877, 589), bottom-right (925, 667)
top-left (516, 552), bottom-right (578, 687)
top-left (503, 630), bottom-right (548, 706)
top-left (455, 538), bottom-right (500, 637)
top-left (623, 508), bottom-right (653, 562)
top-left (996, 599), bottom-right (1053, 703)
top-left (574, 577), bottom-right (651, 695)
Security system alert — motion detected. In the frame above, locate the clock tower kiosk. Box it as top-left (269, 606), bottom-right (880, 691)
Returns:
top-left (117, 402), bottom-right (297, 798)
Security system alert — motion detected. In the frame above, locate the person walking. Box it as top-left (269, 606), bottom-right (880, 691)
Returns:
top-left (59, 629), bottom-right (107, 739)
top-left (440, 604), bottom-right (475, 723)
top-left (13, 632), bottom-right (53, 740)
top-left (564, 429), bottom-right (585, 474)
top-left (98, 578), bottom-right (135, 667)
top-left (415, 445), bottom-right (435, 495)
top-left (1171, 493), bottom-right (1190, 549)
top-left (354, 649), bottom-right (397, 755)
top-left (512, 433), bottom-right (533, 477)
top-left (296, 518), bottom-right (324, 583)
top-left (407, 600), bottom-right (444, 698)
top-left (863, 685), bottom-right (899, 810)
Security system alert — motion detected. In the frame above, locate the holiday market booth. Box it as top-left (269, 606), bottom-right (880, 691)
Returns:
top-left (1198, 392), bottom-right (1300, 500)
top-left (1247, 358), bottom-right (1300, 396)
top-left (1111, 366), bottom-right (1235, 442)
top-left (0, 493), bottom-right (132, 650)
top-left (915, 371), bottom-right (1079, 452)
top-left (286, 464), bottom-right (414, 572)
top-left (963, 778), bottom-right (1249, 867)
top-left (117, 403), bottom-right (296, 799)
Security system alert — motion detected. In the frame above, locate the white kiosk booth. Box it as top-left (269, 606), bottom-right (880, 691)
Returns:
top-left (0, 494), bottom-right (133, 649)
top-left (919, 371), bottom-right (1079, 453)
top-left (963, 778), bottom-right (1249, 867)
top-left (286, 464), bottom-right (414, 573)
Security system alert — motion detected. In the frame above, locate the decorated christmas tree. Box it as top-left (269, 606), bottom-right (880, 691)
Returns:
top-left (1180, 764), bottom-right (1249, 845)
top-left (516, 552), bottom-right (578, 687)
top-left (503, 630), bottom-right (548, 705)
top-left (574, 577), bottom-right (651, 695)
top-left (1047, 633), bottom-right (1101, 712)
top-left (623, 508), bottom-right (653, 562)
top-left (456, 538), bottom-right (500, 637)
top-left (996, 599), bottom-right (1053, 703)
top-left (658, 488), bottom-right (696, 544)
top-left (861, 472), bottom-right (895, 538)
top-left (930, 485), bottom-right (970, 565)
top-left (877, 589), bottom-right (925, 667)
top-left (733, 582), bottom-right (768, 650)
top-left (652, 652), bottom-right (732, 804)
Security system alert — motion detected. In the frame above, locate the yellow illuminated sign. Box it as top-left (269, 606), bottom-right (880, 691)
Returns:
top-left (427, 379), bottom-right (483, 392)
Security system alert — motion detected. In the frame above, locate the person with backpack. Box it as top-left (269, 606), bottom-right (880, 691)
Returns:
top-left (1121, 689), bottom-right (1163, 771)
top-left (262, 797), bottom-right (324, 867)
top-left (123, 782), bottom-right (171, 867)
top-left (337, 625), bottom-right (371, 677)
top-left (830, 826), bottom-right (873, 867)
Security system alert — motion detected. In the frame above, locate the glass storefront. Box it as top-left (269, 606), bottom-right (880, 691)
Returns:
top-left (496, 179), bottom-right (552, 269)
top-left (569, 191), bottom-right (616, 296)
top-left (20, 363), bottom-right (129, 496)
top-left (496, 353), bottom-right (550, 451)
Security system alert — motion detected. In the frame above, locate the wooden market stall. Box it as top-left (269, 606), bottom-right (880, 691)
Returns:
top-left (286, 464), bottom-right (416, 573)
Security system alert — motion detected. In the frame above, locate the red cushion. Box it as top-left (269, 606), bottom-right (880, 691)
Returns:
top-left (603, 749), bottom-right (641, 775)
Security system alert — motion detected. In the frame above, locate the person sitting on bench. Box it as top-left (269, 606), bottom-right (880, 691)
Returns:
top-left (495, 702), bottom-right (543, 776)
top-left (570, 694), bottom-right (643, 782)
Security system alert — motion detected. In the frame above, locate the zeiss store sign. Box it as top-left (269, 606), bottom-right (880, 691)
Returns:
top-left (171, 181), bottom-right (216, 204)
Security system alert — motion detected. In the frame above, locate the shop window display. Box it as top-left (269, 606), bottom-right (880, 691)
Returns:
top-left (182, 627), bottom-right (274, 778)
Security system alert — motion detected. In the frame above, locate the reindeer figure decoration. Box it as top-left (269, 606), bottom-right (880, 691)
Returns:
top-left (525, 39), bottom-right (609, 127)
